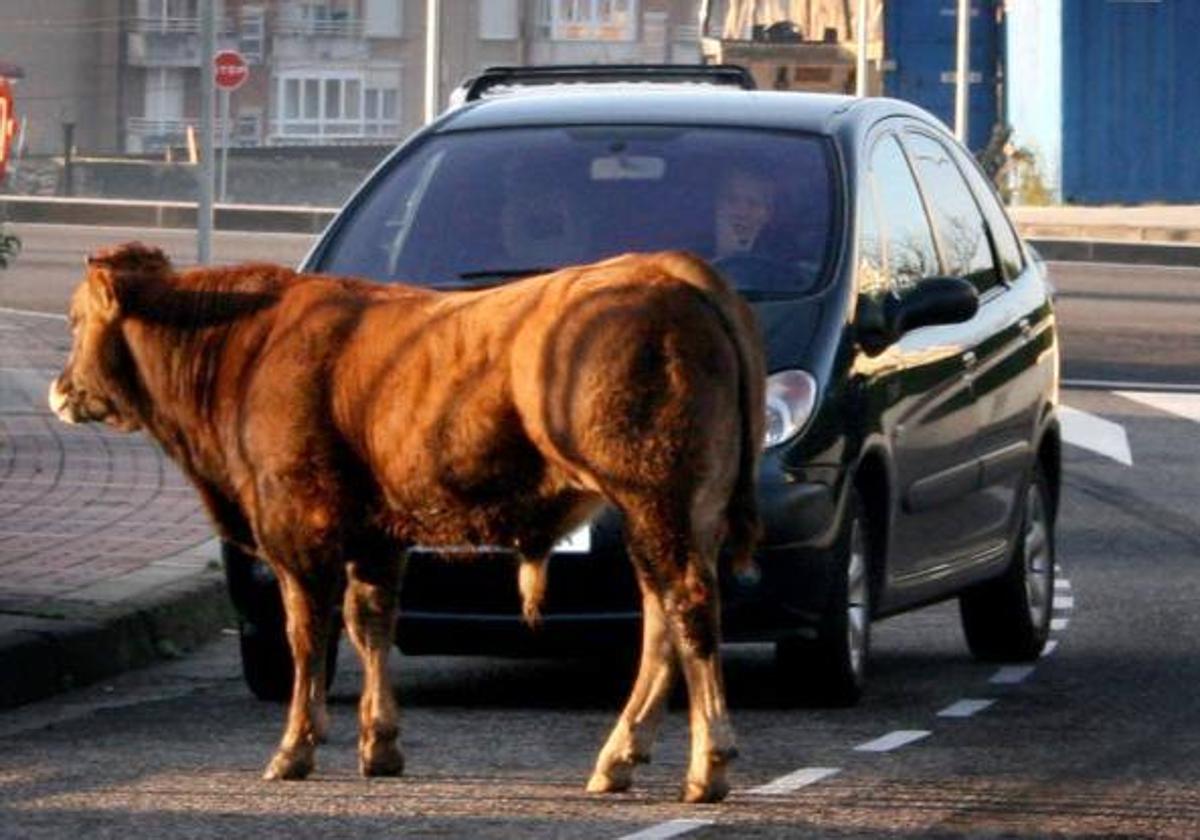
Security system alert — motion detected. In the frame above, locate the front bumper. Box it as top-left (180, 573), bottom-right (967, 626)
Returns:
top-left (396, 478), bottom-right (841, 656)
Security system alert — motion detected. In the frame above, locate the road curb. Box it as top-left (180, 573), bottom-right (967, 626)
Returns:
top-left (1029, 238), bottom-right (1200, 267)
top-left (0, 569), bottom-right (234, 709)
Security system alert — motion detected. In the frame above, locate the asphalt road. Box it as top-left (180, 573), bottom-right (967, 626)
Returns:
top-left (1, 228), bottom-right (1199, 837)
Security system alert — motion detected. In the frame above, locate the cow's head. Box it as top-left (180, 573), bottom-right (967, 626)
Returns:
top-left (48, 242), bottom-right (171, 431)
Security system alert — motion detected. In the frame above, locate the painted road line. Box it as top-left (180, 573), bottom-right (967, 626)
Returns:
top-left (1051, 617), bottom-right (1071, 632)
top-left (1059, 405), bottom-right (1133, 465)
top-left (0, 306), bottom-right (66, 321)
top-left (938, 699), bottom-right (995, 719)
top-left (1115, 390), bottom-right (1200, 424)
top-left (1042, 640), bottom-right (1060, 657)
top-left (1054, 595), bottom-right (1076, 610)
top-left (1064, 378), bottom-right (1200, 394)
top-left (854, 730), bottom-right (931, 753)
top-left (616, 819), bottom-right (713, 840)
top-left (1055, 578), bottom-right (1072, 591)
top-left (748, 766), bottom-right (840, 796)
top-left (990, 666), bottom-right (1036, 685)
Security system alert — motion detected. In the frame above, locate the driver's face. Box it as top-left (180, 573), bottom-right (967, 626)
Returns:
top-left (715, 172), bottom-right (773, 256)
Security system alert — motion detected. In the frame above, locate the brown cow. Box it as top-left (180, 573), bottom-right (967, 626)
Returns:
top-left (49, 243), bottom-right (765, 803)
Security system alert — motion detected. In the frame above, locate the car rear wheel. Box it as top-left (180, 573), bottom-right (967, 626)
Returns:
top-left (776, 488), bottom-right (871, 707)
top-left (223, 543), bottom-right (341, 703)
top-left (959, 464), bottom-right (1055, 661)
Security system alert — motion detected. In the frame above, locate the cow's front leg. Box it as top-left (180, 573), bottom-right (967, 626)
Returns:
top-left (344, 556), bottom-right (404, 777)
top-left (587, 585), bottom-right (675, 794)
top-left (263, 569), bottom-right (336, 781)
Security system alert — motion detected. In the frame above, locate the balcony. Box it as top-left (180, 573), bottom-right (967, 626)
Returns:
top-left (126, 17), bottom-right (236, 67)
top-left (272, 16), bottom-right (368, 63)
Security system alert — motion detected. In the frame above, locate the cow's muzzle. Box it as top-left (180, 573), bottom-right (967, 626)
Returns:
top-left (48, 378), bottom-right (80, 424)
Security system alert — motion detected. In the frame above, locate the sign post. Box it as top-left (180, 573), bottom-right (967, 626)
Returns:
top-left (213, 50), bottom-right (248, 203)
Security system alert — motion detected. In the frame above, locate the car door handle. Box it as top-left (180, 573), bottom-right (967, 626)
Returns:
top-left (961, 350), bottom-right (977, 384)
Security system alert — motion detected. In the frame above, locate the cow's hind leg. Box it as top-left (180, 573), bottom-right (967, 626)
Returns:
top-left (264, 567), bottom-right (339, 781)
top-left (587, 581), bottom-right (676, 794)
top-left (604, 504), bottom-right (736, 803)
top-left (344, 555), bottom-right (404, 777)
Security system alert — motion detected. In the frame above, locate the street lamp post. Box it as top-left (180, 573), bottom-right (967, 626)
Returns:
top-left (954, 0), bottom-right (971, 144)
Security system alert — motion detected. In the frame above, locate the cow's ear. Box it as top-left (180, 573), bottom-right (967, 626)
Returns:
top-left (84, 262), bottom-right (121, 317)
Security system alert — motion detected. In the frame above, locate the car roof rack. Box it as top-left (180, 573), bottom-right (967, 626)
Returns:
top-left (455, 64), bottom-right (757, 104)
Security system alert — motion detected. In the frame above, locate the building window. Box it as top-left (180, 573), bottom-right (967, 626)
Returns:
top-left (364, 0), bottom-right (403, 38)
top-left (240, 6), bottom-right (265, 62)
top-left (275, 72), bottom-right (398, 141)
top-left (480, 0), bottom-right (519, 40)
top-left (548, 0), bottom-right (637, 41)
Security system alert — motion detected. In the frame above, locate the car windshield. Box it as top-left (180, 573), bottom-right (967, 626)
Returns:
top-left (316, 125), bottom-right (839, 297)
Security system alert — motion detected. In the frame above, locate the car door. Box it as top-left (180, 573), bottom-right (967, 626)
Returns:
top-left (904, 127), bottom-right (1052, 554)
top-left (854, 130), bottom-right (985, 603)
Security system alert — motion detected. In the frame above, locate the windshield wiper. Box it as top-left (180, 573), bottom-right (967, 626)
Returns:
top-left (458, 267), bottom-right (557, 281)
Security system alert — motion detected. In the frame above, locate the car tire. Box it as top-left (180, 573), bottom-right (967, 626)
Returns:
top-left (223, 542), bottom-right (341, 703)
top-left (776, 488), bottom-right (872, 707)
top-left (959, 464), bottom-right (1055, 662)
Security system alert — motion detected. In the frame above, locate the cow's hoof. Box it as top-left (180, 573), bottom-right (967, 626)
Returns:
top-left (263, 749), bottom-right (314, 781)
top-left (360, 744), bottom-right (405, 778)
top-left (586, 764), bottom-right (634, 794)
top-left (681, 776), bottom-right (730, 804)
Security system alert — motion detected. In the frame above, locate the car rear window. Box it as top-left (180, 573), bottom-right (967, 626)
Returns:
top-left (316, 125), bottom-right (840, 297)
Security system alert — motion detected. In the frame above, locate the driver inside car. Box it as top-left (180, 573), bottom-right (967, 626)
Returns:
top-left (713, 166), bottom-right (777, 259)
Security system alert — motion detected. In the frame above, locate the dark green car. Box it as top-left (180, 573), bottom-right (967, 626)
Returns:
top-left (224, 66), bottom-right (1060, 707)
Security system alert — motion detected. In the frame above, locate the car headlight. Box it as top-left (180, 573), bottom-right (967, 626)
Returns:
top-left (763, 369), bottom-right (818, 449)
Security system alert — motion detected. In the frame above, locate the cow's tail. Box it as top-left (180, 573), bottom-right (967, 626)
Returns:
top-left (656, 251), bottom-right (765, 575)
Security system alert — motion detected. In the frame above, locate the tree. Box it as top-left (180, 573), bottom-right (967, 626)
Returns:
top-left (0, 224), bottom-right (19, 269)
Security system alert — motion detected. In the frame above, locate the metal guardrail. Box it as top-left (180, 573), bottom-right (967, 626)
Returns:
top-left (2, 197), bottom-right (1199, 266)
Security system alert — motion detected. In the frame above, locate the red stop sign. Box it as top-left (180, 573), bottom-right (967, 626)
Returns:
top-left (214, 50), bottom-right (249, 91)
top-left (0, 79), bottom-right (15, 181)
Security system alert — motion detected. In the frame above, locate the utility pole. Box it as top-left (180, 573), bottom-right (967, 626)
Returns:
top-left (855, 0), bottom-right (869, 97)
top-left (954, 0), bottom-right (971, 144)
top-left (198, 0), bottom-right (215, 264)
top-left (424, 0), bottom-right (441, 123)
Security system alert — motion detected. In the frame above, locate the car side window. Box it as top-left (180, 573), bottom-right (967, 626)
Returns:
top-left (904, 131), bottom-right (1001, 295)
top-left (949, 143), bottom-right (1026, 281)
top-left (863, 134), bottom-right (940, 296)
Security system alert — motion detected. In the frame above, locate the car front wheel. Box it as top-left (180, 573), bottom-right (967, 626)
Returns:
top-left (776, 488), bottom-right (871, 707)
top-left (959, 464), bottom-right (1055, 661)
top-left (223, 543), bottom-right (341, 702)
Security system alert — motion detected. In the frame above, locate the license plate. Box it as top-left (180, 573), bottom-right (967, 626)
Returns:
top-left (552, 524), bottom-right (591, 554)
top-left (414, 525), bottom-right (591, 555)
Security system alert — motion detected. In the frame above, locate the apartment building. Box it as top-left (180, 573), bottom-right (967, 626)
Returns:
top-left (0, 1), bottom-right (703, 156)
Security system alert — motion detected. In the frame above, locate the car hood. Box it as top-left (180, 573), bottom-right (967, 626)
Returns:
top-left (749, 297), bottom-right (831, 372)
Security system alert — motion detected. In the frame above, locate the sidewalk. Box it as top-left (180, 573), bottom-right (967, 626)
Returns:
top-left (1, 203), bottom-right (1199, 711)
top-left (0, 310), bottom-right (231, 708)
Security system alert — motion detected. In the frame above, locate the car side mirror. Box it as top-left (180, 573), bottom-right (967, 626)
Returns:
top-left (858, 277), bottom-right (979, 354)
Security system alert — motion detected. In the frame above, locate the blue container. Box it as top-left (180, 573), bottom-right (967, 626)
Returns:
top-left (884, 0), bottom-right (1002, 153)
top-left (1061, 0), bottom-right (1200, 203)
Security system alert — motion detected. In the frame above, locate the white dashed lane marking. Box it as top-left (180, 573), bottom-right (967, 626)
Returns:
top-left (1051, 616), bottom-right (1070, 632)
top-left (616, 819), bottom-right (713, 840)
top-left (990, 665), bottom-right (1037, 685)
top-left (938, 699), bottom-right (995, 719)
top-left (1042, 639), bottom-right (1060, 657)
top-left (748, 766), bottom-right (840, 796)
top-left (854, 730), bottom-right (931, 753)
